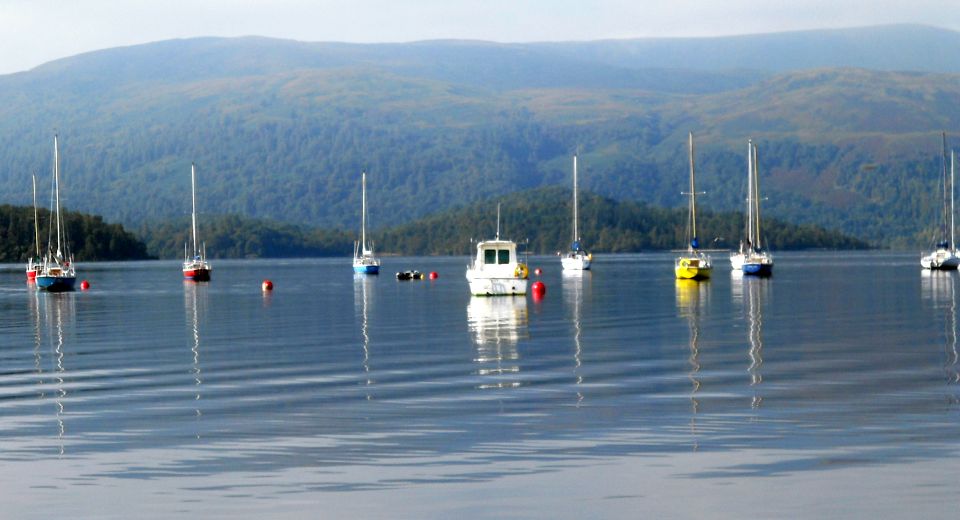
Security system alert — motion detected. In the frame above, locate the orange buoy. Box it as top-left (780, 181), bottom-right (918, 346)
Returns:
top-left (531, 280), bottom-right (546, 300)
top-left (262, 279), bottom-right (274, 291)
top-left (429, 271), bottom-right (439, 280)
top-left (534, 268), bottom-right (543, 276)
top-left (80, 280), bottom-right (90, 290)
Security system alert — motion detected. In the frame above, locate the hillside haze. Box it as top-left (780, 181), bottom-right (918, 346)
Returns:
top-left (2, 24), bottom-right (960, 247)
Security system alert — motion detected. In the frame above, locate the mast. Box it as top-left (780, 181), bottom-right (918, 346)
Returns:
top-left (688, 132), bottom-right (698, 249)
top-left (53, 134), bottom-right (62, 259)
top-left (32, 173), bottom-right (40, 259)
top-left (572, 155), bottom-right (579, 246)
top-left (361, 171), bottom-right (367, 252)
top-left (191, 163), bottom-right (198, 257)
top-left (953, 149), bottom-right (956, 252)
top-left (496, 203), bottom-right (501, 240)
top-left (746, 140), bottom-right (754, 248)
top-left (753, 142), bottom-right (763, 249)
top-left (943, 132), bottom-right (950, 245)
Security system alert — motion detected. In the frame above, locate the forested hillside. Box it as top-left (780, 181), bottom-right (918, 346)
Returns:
top-left (1, 26), bottom-right (959, 247)
top-left (137, 188), bottom-right (865, 258)
top-left (0, 205), bottom-right (150, 261)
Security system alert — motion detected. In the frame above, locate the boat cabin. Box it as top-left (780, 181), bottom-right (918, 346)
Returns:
top-left (475, 240), bottom-right (518, 268)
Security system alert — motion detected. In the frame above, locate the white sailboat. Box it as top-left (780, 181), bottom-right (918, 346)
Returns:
top-left (353, 171), bottom-right (380, 274)
top-left (561, 154), bottom-right (592, 271)
top-left (730, 139), bottom-right (773, 275)
top-left (36, 135), bottom-right (76, 292)
top-left (675, 132), bottom-right (712, 280)
top-left (466, 204), bottom-right (529, 296)
top-left (182, 163), bottom-right (212, 281)
top-left (922, 133), bottom-right (960, 270)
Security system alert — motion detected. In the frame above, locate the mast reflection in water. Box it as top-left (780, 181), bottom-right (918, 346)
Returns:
top-left (676, 278), bottom-right (708, 450)
top-left (921, 270), bottom-right (960, 402)
top-left (354, 274), bottom-right (375, 397)
top-left (184, 281), bottom-right (206, 430)
top-left (732, 272), bottom-right (769, 409)
top-left (38, 293), bottom-right (75, 456)
top-left (562, 270), bottom-right (590, 405)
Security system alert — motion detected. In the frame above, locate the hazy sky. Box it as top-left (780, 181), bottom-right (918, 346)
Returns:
top-left (1, 0), bottom-right (958, 74)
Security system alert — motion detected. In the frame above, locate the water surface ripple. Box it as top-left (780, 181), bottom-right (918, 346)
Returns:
top-left (0, 253), bottom-right (957, 518)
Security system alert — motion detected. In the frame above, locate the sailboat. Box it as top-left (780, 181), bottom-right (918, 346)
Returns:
top-left (36, 135), bottom-right (76, 292)
top-left (922, 133), bottom-right (960, 270)
top-left (182, 163), bottom-right (212, 281)
top-left (730, 140), bottom-right (773, 275)
top-left (675, 132), bottom-right (712, 280)
top-left (353, 171), bottom-right (381, 274)
top-left (26, 173), bottom-right (43, 281)
top-left (466, 204), bottom-right (529, 296)
top-left (561, 154), bottom-right (592, 271)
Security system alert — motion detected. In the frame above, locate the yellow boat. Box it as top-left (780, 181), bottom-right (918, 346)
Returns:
top-left (675, 255), bottom-right (712, 280)
top-left (675, 132), bottom-right (712, 280)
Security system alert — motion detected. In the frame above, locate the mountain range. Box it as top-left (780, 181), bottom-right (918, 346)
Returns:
top-left (1, 24), bottom-right (960, 248)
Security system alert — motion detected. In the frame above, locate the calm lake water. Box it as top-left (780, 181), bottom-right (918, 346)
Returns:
top-left (1, 252), bottom-right (958, 518)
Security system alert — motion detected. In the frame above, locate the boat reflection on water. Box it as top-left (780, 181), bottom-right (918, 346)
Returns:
top-left (467, 296), bottom-right (528, 389)
top-left (36, 292), bottom-right (76, 456)
top-left (354, 274), bottom-right (375, 397)
top-left (921, 270), bottom-right (960, 399)
top-left (732, 271), bottom-right (769, 409)
top-left (562, 270), bottom-right (590, 405)
top-left (184, 281), bottom-right (207, 427)
top-left (676, 278), bottom-right (708, 450)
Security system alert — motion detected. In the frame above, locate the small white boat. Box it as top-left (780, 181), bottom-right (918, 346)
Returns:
top-left (675, 132), bottom-right (712, 280)
top-left (730, 139), bottom-right (773, 276)
top-left (466, 205), bottom-right (529, 296)
top-left (353, 171), bottom-right (381, 274)
top-left (922, 133), bottom-right (960, 270)
top-left (561, 154), bottom-right (592, 271)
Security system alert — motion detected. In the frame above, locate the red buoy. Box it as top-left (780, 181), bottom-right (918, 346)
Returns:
top-left (262, 279), bottom-right (274, 291)
top-left (531, 280), bottom-right (546, 300)
top-left (534, 268), bottom-right (543, 276)
top-left (80, 280), bottom-right (90, 290)
top-left (429, 271), bottom-right (439, 280)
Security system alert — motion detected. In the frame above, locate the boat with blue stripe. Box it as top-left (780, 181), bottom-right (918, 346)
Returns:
top-left (353, 172), bottom-right (381, 275)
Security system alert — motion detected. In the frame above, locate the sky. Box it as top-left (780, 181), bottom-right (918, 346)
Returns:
top-left (1, 0), bottom-right (958, 74)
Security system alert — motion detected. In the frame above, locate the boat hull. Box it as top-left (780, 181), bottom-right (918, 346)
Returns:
top-left (742, 263), bottom-right (773, 276)
top-left (675, 255), bottom-right (712, 280)
top-left (731, 252), bottom-right (773, 276)
top-left (561, 252), bottom-right (592, 271)
top-left (353, 264), bottom-right (380, 275)
top-left (675, 265), bottom-right (712, 280)
top-left (466, 275), bottom-right (528, 296)
top-left (36, 275), bottom-right (76, 292)
top-left (183, 268), bottom-right (212, 281)
top-left (921, 249), bottom-right (960, 270)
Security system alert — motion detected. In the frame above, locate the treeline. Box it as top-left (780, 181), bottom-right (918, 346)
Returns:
top-left (134, 188), bottom-right (866, 259)
top-left (375, 187), bottom-right (869, 255)
top-left (137, 214), bottom-right (354, 259)
top-left (0, 189), bottom-right (866, 261)
top-left (0, 204), bottom-right (151, 261)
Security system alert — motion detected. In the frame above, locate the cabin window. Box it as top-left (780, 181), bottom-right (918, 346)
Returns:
top-left (484, 249), bottom-right (497, 264)
top-left (498, 250), bottom-right (510, 264)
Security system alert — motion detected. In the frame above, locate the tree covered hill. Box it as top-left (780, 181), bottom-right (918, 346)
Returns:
top-left (0, 205), bottom-right (150, 262)
top-left (374, 187), bottom-right (868, 255)
top-left (137, 187), bottom-right (866, 259)
top-left (0, 27), bottom-right (959, 247)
